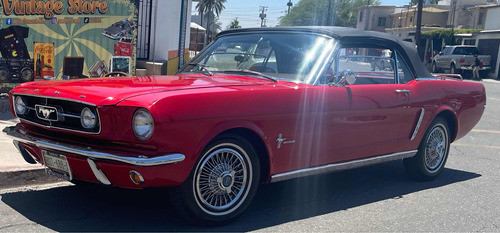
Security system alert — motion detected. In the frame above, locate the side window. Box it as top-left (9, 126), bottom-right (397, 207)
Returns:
top-left (396, 52), bottom-right (414, 84)
top-left (335, 47), bottom-right (396, 85)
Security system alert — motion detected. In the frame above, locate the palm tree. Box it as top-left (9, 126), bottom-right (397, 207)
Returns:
top-left (228, 18), bottom-right (242, 29)
top-left (196, 0), bottom-right (227, 44)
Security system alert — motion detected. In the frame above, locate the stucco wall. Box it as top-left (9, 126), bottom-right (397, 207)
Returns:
top-left (150, 0), bottom-right (192, 61)
top-left (485, 7), bottom-right (500, 30)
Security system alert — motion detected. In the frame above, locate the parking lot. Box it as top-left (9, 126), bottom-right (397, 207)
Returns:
top-left (0, 80), bottom-right (499, 232)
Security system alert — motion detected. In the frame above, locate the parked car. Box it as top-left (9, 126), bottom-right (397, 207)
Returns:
top-left (3, 27), bottom-right (486, 224)
top-left (431, 45), bottom-right (491, 77)
top-left (102, 19), bottom-right (134, 40)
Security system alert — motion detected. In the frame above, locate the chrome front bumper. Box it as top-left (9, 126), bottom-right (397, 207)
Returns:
top-left (2, 125), bottom-right (185, 167)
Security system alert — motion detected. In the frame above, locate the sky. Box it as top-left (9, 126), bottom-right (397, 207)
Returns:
top-left (192, 0), bottom-right (412, 29)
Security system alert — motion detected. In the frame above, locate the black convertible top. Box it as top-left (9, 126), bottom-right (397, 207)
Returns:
top-left (218, 26), bottom-right (432, 78)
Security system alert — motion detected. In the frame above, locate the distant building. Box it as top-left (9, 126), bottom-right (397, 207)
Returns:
top-left (357, 5), bottom-right (396, 32)
top-left (385, 6), bottom-right (450, 43)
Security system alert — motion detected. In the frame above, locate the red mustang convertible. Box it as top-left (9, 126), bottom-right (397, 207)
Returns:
top-left (3, 27), bottom-right (486, 224)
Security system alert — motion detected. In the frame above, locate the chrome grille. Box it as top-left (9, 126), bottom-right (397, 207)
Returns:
top-left (14, 94), bottom-right (100, 134)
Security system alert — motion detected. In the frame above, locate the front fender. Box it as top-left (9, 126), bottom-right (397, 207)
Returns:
top-left (193, 120), bottom-right (273, 164)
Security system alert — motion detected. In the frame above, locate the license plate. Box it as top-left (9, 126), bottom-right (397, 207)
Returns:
top-left (42, 150), bottom-right (73, 181)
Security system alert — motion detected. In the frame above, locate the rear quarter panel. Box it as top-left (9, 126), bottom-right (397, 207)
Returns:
top-left (403, 79), bottom-right (485, 150)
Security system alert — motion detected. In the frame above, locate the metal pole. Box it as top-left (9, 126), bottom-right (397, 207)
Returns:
top-left (415, 0), bottom-right (424, 60)
top-left (327, 0), bottom-right (332, 26)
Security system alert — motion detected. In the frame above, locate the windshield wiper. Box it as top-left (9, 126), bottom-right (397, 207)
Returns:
top-left (221, 69), bottom-right (278, 82)
top-left (186, 63), bottom-right (213, 76)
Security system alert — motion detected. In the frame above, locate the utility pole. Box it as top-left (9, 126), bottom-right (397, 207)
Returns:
top-left (450, 0), bottom-right (457, 36)
top-left (259, 6), bottom-right (268, 27)
top-left (326, 0), bottom-right (333, 26)
top-left (415, 0), bottom-right (424, 60)
top-left (287, 0), bottom-right (293, 15)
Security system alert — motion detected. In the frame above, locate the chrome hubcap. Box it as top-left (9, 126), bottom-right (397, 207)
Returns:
top-left (194, 144), bottom-right (249, 215)
top-left (425, 125), bottom-right (448, 171)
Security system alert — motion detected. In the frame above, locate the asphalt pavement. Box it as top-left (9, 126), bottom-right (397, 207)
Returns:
top-left (0, 79), bottom-right (499, 231)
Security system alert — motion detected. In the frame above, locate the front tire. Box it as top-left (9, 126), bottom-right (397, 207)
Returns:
top-left (404, 117), bottom-right (450, 180)
top-left (171, 134), bottom-right (260, 225)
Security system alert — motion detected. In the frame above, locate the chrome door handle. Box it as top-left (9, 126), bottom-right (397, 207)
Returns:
top-left (396, 89), bottom-right (410, 96)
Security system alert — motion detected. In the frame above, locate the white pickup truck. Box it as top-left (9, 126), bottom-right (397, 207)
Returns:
top-left (431, 45), bottom-right (491, 76)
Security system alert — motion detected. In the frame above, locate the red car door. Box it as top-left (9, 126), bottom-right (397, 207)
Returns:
top-left (310, 82), bottom-right (410, 166)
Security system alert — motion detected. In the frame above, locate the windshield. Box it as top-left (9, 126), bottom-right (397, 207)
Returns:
top-left (179, 33), bottom-right (334, 83)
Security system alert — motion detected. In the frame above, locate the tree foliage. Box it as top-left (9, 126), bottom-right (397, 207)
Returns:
top-left (279, 0), bottom-right (380, 28)
top-left (196, 0), bottom-right (226, 41)
top-left (422, 28), bottom-right (482, 45)
top-left (227, 18), bottom-right (242, 30)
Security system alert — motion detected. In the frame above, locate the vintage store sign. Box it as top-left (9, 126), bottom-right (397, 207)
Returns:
top-left (2, 0), bottom-right (109, 19)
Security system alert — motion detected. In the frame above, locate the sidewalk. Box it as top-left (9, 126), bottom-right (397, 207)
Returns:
top-left (0, 99), bottom-right (61, 189)
top-left (481, 78), bottom-right (500, 84)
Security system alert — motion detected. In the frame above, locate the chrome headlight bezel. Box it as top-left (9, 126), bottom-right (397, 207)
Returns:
top-left (80, 107), bottom-right (97, 129)
top-left (14, 96), bottom-right (27, 115)
top-left (132, 108), bottom-right (154, 141)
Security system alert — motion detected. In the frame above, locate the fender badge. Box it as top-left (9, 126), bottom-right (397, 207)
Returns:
top-left (277, 134), bottom-right (295, 149)
top-left (276, 134), bottom-right (285, 149)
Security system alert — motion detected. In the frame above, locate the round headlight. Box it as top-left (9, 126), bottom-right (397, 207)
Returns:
top-left (80, 107), bottom-right (96, 129)
top-left (132, 108), bottom-right (154, 141)
top-left (14, 96), bottom-right (26, 115)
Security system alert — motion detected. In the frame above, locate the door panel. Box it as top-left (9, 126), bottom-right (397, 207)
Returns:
top-left (310, 84), bottom-right (409, 167)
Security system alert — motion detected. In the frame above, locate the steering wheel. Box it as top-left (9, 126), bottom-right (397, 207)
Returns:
top-left (103, 72), bottom-right (129, 77)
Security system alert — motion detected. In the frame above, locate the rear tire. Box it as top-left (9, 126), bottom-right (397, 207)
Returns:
top-left (171, 134), bottom-right (260, 225)
top-left (450, 64), bottom-right (457, 74)
top-left (431, 62), bottom-right (438, 73)
top-left (404, 117), bottom-right (450, 181)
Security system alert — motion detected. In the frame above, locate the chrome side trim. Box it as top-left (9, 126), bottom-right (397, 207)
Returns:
top-left (270, 150), bottom-right (418, 183)
top-left (3, 125), bottom-right (185, 167)
top-left (87, 158), bottom-right (111, 185)
top-left (410, 108), bottom-right (425, 140)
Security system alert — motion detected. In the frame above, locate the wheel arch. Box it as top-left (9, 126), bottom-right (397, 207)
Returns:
top-left (433, 109), bottom-right (458, 142)
top-left (193, 121), bottom-right (272, 184)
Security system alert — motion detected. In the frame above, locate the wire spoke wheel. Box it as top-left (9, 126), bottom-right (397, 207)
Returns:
top-left (193, 143), bottom-right (251, 216)
top-left (403, 118), bottom-right (450, 180)
top-left (424, 125), bottom-right (448, 171)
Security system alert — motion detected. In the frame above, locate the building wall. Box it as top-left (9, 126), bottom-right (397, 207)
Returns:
top-left (392, 9), bottom-right (448, 28)
top-left (146, 0), bottom-right (192, 75)
top-left (150, 0), bottom-right (192, 62)
top-left (357, 6), bottom-right (396, 32)
top-left (485, 7), bottom-right (500, 30)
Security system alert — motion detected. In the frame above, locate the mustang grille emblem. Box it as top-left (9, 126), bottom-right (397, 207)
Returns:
top-left (39, 108), bottom-right (55, 119)
top-left (35, 105), bottom-right (59, 121)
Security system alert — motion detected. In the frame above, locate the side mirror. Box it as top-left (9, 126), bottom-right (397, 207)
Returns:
top-left (438, 52), bottom-right (443, 56)
top-left (335, 70), bottom-right (356, 86)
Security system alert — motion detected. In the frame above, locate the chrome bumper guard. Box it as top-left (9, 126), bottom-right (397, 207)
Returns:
top-left (2, 125), bottom-right (185, 167)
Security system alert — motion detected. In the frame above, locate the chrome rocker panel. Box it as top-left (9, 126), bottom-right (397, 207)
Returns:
top-left (270, 150), bottom-right (418, 183)
top-left (3, 125), bottom-right (185, 167)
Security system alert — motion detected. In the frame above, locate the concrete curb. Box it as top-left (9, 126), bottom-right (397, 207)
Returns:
top-left (0, 167), bottom-right (63, 190)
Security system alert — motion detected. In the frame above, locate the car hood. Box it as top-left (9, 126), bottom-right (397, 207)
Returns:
top-left (13, 74), bottom-right (268, 106)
